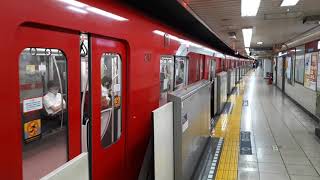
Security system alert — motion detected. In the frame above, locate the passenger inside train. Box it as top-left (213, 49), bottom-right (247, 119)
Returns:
top-left (43, 80), bottom-right (66, 116)
top-left (101, 76), bottom-right (111, 109)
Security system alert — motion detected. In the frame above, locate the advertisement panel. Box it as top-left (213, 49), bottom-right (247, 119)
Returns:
top-left (304, 52), bottom-right (317, 91)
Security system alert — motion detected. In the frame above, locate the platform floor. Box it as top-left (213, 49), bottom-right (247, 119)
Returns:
top-left (212, 68), bottom-right (320, 180)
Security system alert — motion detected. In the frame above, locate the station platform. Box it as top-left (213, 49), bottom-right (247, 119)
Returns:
top-left (204, 68), bottom-right (320, 180)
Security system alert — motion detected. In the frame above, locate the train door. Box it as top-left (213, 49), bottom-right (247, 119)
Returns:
top-left (15, 25), bottom-right (81, 180)
top-left (90, 35), bottom-right (127, 179)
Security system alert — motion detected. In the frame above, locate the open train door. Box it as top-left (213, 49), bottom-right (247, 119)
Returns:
top-left (89, 35), bottom-right (127, 179)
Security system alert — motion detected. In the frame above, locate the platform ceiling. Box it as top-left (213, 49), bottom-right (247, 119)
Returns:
top-left (187, 0), bottom-right (320, 58)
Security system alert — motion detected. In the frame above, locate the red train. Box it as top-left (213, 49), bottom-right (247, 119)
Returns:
top-left (0, 0), bottom-right (251, 179)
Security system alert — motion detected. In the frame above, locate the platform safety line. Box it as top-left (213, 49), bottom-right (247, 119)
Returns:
top-left (211, 82), bottom-right (244, 180)
top-left (207, 137), bottom-right (224, 180)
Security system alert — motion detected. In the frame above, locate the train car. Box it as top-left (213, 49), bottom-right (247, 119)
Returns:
top-left (0, 0), bottom-right (244, 180)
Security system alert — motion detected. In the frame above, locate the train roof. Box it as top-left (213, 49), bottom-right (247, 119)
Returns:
top-left (123, 0), bottom-right (248, 59)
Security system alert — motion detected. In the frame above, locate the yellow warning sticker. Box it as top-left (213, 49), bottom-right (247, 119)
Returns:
top-left (114, 96), bottom-right (121, 108)
top-left (24, 119), bottom-right (41, 141)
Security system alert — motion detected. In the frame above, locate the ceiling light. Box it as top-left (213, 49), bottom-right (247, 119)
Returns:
top-left (245, 48), bottom-right (250, 55)
top-left (257, 41), bottom-right (263, 45)
top-left (280, 0), bottom-right (300, 6)
top-left (86, 7), bottom-right (128, 21)
top-left (241, 0), bottom-right (261, 16)
top-left (67, 6), bottom-right (88, 14)
top-left (242, 28), bottom-right (253, 48)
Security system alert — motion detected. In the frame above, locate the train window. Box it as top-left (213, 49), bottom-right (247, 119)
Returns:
top-left (199, 59), bottom-right (204, 80)
top-left (174, 56), bottom-right (187, 89)
top-left (19, 48), bottom-right (68, 180)
top-left (160, 55), bottom-right (174, 106)
top-left (100, 53), bottom-right (122, 148)
top-left (80, 33), bottom-right (90, 152)
top-left (210, 60), bottom-right (216, 81)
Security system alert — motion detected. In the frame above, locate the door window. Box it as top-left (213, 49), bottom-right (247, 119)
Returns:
top-left (100, 53), bottom-right (122, 148)
top-left (160, 55), bottom-right (174, 105)
top-left (199, 59), bottom-right (204, 80)
top-left (19, 48), bottom-right (68, 180)
top-left (210, 60), bottom-right (216, 81)
top-left (174, 56), bottom-right (187, 89)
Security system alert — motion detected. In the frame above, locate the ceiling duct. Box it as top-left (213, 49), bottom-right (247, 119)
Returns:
top-left (303, 15), bottom-right (320, 25)
top-left (264, 11), bottom-right (303, 20)
top-left (280, 25), bottom-right (320, 50)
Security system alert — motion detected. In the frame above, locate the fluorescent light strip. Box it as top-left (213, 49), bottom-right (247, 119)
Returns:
top-left (281, 0), bottom-right (300, 6)
top-left (153, 30), bottom-right (165, 36)
top-left (153, 30), bottom-right (215, 53)
top-left (242, 28), bottom-right (253, 48)
top-left (59, 0), bottom-right (87, 8)
top-left (67, 6), bottom-right (88, 14)
top-left (241, 0), bottom-right (261, 16)
top-left (86, 7), bottom-right (128, 21)
top-left (58, 0), bottom-right (128, 21)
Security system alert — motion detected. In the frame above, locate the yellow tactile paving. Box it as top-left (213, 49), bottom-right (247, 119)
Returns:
top-left (212, 81), bottom-right (246, 180)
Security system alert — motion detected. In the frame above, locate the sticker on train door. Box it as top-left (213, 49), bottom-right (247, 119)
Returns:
top-left (23, 97), bottom-right (43, 113)
top-left (114, 95), bottom-right (121, 108)
top-left (24, 119), bottom-right (41, 143)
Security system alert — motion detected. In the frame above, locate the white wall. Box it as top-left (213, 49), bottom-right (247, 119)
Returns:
top-left (285, 81), bottom-right (317, 115)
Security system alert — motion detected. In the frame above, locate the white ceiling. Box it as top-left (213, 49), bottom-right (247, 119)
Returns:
top-left (187, 0), bottom-right (320, 57)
